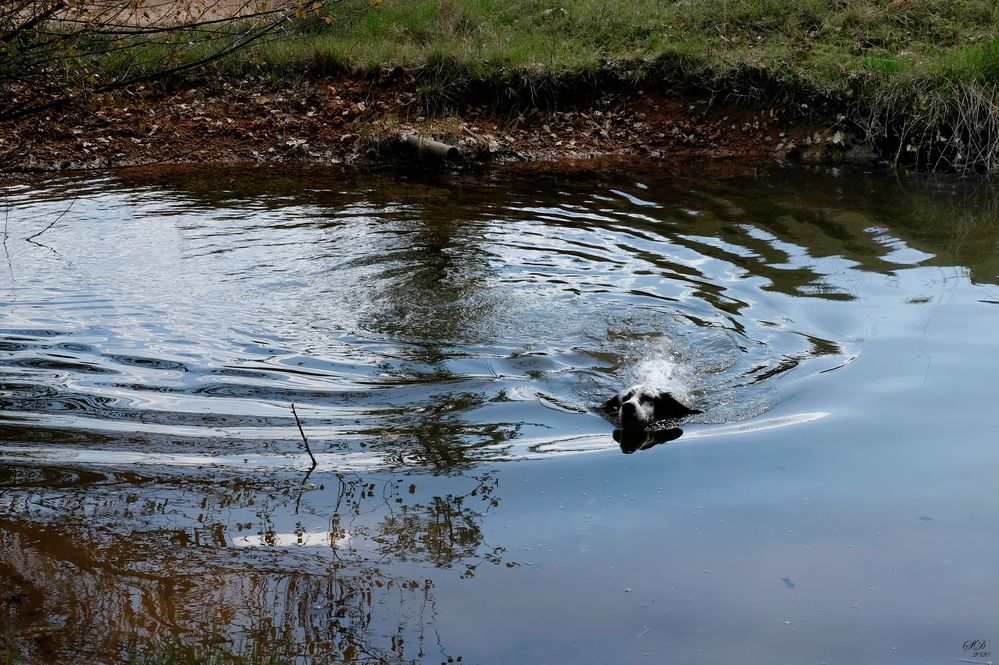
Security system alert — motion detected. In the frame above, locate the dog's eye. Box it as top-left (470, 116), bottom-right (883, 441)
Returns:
top-left (640, 394), bottom-right (653, 404)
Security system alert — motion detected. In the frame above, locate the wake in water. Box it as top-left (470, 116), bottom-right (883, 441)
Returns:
top-left (0, 168), bottom-right (862, 470)
top-left (554, 308), bottom-right (783, 427)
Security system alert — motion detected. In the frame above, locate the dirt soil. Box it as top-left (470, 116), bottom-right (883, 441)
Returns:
top-left (0, 70), bottom-right (860, 172)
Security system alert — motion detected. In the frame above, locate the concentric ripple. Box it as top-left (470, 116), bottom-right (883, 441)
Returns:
top-left (4, 164), bottom-right (979, 471)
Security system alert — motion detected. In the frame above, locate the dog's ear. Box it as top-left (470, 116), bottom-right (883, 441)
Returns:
top-left (654, 391), bottom-right (702, 419)
top-left (602, 392), bottom-right (622, 413)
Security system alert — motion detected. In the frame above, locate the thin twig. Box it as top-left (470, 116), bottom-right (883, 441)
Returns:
top-left (0, 0), bottom-right (67, 44)
top-left (24, 199), bottom-right (74, 242)
top-left (0, 0), bottom-right (318, 121)
top-left (3, 201), bottom-right (12, 277)
top-left (290, 402), bottom-right (317, 470)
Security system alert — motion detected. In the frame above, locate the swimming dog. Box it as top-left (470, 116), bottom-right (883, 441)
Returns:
top-left (602, 384), bottom-right (702, 430)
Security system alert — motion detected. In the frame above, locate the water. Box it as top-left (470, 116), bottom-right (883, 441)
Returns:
top-left (1, 162), bottom-right (998, 664)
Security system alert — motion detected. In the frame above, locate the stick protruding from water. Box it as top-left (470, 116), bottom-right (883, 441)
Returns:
top-left (291, 402), bottom-right (317, 470)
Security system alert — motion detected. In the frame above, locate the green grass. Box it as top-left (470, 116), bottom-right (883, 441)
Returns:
top-left (226, 0), bottom-right (998, 86)
top-left (28, 0), bottom-right (999, 168)
top-left (84, 0), bottom-right (999, 102)
top-left (210, 0), bottom-right (997, 169)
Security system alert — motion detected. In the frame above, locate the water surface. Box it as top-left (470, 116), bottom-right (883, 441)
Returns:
top-left (2, 162), bottom-right (998, 663)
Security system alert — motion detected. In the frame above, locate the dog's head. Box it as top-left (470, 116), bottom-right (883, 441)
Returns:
top-left (602, 384), bottom-right (702, 429)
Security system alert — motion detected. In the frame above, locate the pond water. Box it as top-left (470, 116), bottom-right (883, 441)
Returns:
top-left (1, 161), bottom-right (998, 664)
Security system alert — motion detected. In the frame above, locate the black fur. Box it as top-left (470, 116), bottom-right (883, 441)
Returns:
top-left (602, 385), bottom-right (702, 429)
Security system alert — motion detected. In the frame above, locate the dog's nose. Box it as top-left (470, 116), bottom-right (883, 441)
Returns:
top-left (621, 401), bottom-right (638, 415)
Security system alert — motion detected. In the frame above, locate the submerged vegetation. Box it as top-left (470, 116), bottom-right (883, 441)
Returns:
top-left (2, 0), bottom-right (999, 169)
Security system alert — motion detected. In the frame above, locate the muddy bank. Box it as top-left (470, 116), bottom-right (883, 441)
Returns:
top-left (0, 71), bottom-right (874, 172)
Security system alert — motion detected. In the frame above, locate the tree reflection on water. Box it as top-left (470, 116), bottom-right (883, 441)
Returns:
top-left (8, 161), bottom-right (999, 663)
top-left (0, 463), bottom-right (511, 663)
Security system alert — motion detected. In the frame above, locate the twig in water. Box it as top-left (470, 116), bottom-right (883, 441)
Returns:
top-left (2, 203), bottom-right (10, 267)
top-left (24, 199), bottom-right (75, 242)
top-left (291, 402), bottom-right (318, 470)
top-left (852, 587), bottom-right (873, 608)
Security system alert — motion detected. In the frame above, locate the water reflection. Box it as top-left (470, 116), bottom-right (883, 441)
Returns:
top-left (0, 463), bottom-right (509, 663)
top-left (8, 163), bottom-right (995, 470)
top-left (2, 164), bottom-right (996, 461)
top-left (613, 426), bottom-right (684, 454)
top-left (3, 163), bottom-right (997, 463)
top-left (3, 162), bottom-right (999, 663)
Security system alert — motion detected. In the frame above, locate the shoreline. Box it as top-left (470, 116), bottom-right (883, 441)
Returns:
top-left (0, 70), bottom-right (875, 174)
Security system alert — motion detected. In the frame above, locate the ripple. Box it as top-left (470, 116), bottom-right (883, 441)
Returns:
top-left (4, 164), bottom-right (971, 471)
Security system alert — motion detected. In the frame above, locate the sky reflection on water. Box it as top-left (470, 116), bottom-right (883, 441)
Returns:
top-left (2, 162), bottom-right (998, 663)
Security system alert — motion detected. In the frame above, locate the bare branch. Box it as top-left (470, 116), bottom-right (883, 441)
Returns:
top-left (291, 402), bottom-right (318, 470)
top-left (24, 198), bottom-right (74, 241)
top-left (37, 3), bottom-right (299, 37)
top-left (2, 0), bottom-right (340, 122)
top-left (0, 0), bottom-right (67, 44)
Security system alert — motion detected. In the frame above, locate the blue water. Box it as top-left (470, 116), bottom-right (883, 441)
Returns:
top-left (1, 162), bottom-right (998, 664)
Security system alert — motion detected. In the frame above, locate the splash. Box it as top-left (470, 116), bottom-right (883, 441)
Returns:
top-left (632, 336), bottom-right (697, 404)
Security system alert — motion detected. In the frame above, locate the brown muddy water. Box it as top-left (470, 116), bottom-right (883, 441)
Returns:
top-left (1, 161), bottom-right (998, 664)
